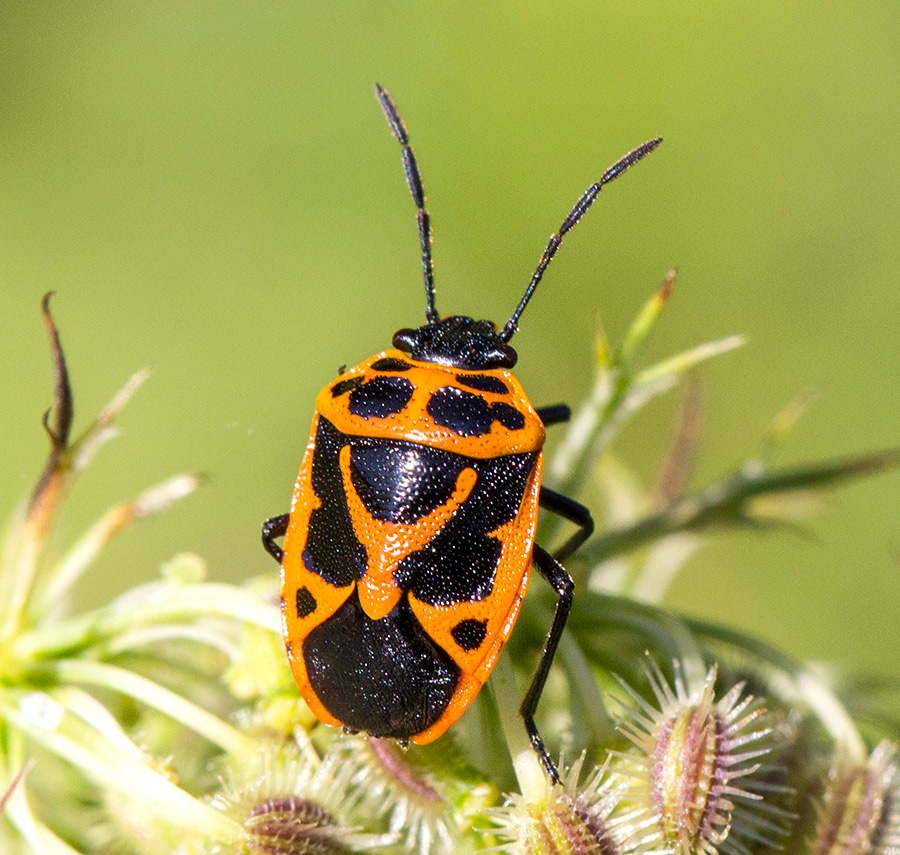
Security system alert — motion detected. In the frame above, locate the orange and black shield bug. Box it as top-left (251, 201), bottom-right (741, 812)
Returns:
top-left (263, 84), bottom-right (660, 782)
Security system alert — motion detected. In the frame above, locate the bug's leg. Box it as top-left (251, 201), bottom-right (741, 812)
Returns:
top-left (536, 403), bottom-right (594, 559)
top-left (540, 488), bottom-right (594, 562)
top-left (536, 404), bottom-right (571, 427)
top-left (262, 513), bottom-right (289, 563)
top-left (521, 543), bottom-right (574, 784)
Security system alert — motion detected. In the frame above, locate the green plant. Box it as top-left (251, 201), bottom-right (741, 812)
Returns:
top-left (1, 285), bottom-right (897, 855)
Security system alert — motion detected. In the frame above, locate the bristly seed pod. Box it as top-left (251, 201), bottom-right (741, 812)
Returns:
top-left (809, 741), bottom-right (900, 855)
top-left (212, 743), bottom-right (389, 855)
top-left (243, 796), bottom-right (348, 855)
top-left (612, 662), bottom-right (776, 855)
top-left (316, 736), bottom-right (471, 855)
top-left (489, 756), bottom-right (637, 855)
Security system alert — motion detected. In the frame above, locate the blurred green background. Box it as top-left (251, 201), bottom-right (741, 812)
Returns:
top-left (1, 5), bottom-right (898, 676)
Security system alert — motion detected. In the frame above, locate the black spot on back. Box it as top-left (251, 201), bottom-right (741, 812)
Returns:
top-left (303, 418), bottom-right (367, 587)
top-left (348, 437), bottom-right (467, 524)
top-left (331, 376), bottom-right (364, 397)
top-left (303, 593), bottom-right (459, 738)
top-left (427, 386), bottom-right (494, 437)
top-left (451, 618), bottom-right (488, 652)
top-left (296, 586), bottom-right (317, 618)
top-left (371, 357), bottom-right (412, 372)
top-left (397, 450), bottom-right (537, 606)
top-left (490, 401), bottom-right (525, 431)
top-left (455, 373), bottom-right (509, 394)
top-left (348, 376), bottom-right (414, 418)
top-left (427, 386), bottom-right (527, 436)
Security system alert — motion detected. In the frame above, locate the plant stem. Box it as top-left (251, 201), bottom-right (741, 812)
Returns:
top-left (491, 653), bottom-right (547, 801)
top-left (0, 691), bottom-right (240, 843)
top-left (15, 583), bottom-right (279, 660)
top-left (39, 660), bottom-right (255, 759)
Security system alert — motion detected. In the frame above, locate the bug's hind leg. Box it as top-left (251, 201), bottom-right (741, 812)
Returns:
top-left (539, 488), bottom-right (594, 562)
top-left (520, 543), bottom-right (574, 784)
top-left (262, 513), bottom-right (289, 563)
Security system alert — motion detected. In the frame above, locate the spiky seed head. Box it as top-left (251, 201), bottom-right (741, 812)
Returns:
top-left (316, 736), bottom-right (483, 855)
top-left (612, 663), bottom-right (776, 855)
top-left (212, 742), bottom-right (389, 855)
top-left (489, 756), bottom-right (637, 855)
top-left (809, 741), bottom-right (900, 855)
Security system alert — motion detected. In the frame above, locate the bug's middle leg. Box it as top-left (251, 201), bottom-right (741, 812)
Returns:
top-left (539, 488), bottom-right (594, 562)
top-left (535, 402), bottom-right (595, 559)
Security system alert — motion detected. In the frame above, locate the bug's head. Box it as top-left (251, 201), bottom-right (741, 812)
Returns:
top-left (393, 316), bottom-right (517, 370)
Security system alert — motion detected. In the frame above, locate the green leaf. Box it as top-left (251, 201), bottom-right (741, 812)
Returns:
top-left (583, 448), bottom-right (900, 565)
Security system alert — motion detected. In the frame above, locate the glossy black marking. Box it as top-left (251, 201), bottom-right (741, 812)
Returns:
top-left (451, 618), bottom-right (488, 652)
top-left (490, 401), bottom-right (525, 431)
top-left (303, 418), bottom-right (368, 587)
top-left (397, 450), bottom-right (537, 606)
top-left (348, 376), bottom-right (414, 418)
top-left (371, 357), bottom-right (412, 372)
top-left (304, 592), bottom-right (458, 738)
top-left (348, 437), bottom-right (465, 524)
top-left (455, 373), bottom-right (509, 394)
top-left (427, 386), bottom-right (494, 437)
top-left (403, 529), bottom-right (502, 604)
top-left (331, 376), bottom-right (364, 398)
top-left (296, 586), bottom-right (317, 618)
top-left (427, 386), bottom-right (527, 437)
top-left (307, 419), bottom-right (536, 611)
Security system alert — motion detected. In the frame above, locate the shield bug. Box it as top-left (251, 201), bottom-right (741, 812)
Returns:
top-left (263, 84), bottom-right (660, 781)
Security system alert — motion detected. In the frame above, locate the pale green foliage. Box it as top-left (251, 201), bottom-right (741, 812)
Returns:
top-left (0, 289), bottom-right (898, 855)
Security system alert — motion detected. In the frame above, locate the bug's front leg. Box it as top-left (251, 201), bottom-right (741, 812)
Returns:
top-left (535, 403), bottom-right (571, 427)
top-left (262, 513), bottom-right (289, 563)
top-left (520, 543), bottom-right (574, 784)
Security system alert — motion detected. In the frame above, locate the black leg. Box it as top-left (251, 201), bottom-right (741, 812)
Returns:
top-left (521, 543), bottom-right (574, 784)
top-left (536, 403), bottom-right (571, 427)
top-left (539, 487), bottom-right (594, 561)
top-left (262, 513), bottom-right (289, 563)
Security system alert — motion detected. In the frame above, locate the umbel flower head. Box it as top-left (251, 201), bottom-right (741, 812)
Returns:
top-left (612, 662), bottom-right (776, 855)
top-left (4, 287), bottom-right (900, 854)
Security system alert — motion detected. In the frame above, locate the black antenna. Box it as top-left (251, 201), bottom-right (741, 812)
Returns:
top-left (499, 137), bottom-right (663, 342)
top-left (375, 83), bottom-right (439, 326)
